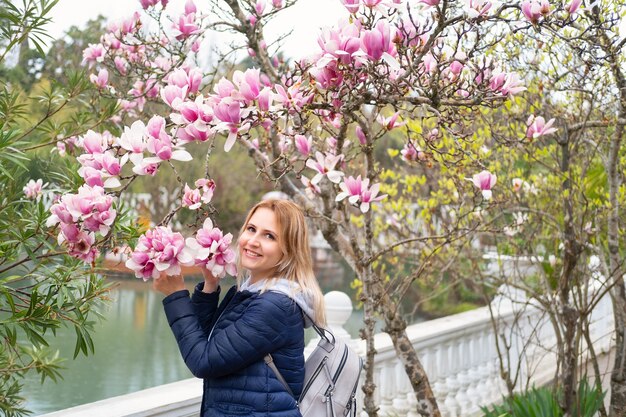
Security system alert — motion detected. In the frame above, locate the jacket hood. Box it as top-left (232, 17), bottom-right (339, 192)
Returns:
top-left (239, 277), bottom-right (316, 328)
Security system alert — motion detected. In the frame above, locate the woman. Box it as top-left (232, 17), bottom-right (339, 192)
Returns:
top-left (153, 199), bottom-right (326, 416)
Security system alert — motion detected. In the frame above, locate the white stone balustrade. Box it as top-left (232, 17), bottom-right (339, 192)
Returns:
top-left (39, 282), bottom-right (615, 417)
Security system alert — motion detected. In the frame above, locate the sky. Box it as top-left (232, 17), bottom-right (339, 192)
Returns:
top-left (46, 0), bottom-right (348, 60)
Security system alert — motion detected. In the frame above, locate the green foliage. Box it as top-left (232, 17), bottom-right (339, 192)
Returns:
top-left (481, 379), bottom-right (605, 417)
top-left (0, 1), bottom-right (133, 415)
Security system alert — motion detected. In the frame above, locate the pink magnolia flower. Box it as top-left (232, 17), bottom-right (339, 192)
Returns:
top-left (132, 160), bottom-right (160, 176)
top-left (401, 143), bottom-right (425, 162)
top-left (257, 87), bottom-right (273, 112)
top-left (139, 0), bottom-right (160, 9)
top-left (300, 176), bottom-right (321, 199)
top-left (489, 71), bottom-right (526, 96)
top-left (195, 178), bottom-right (216, 204)
top-left (274, 82), bottom-right (313, 113)
top-left (89, 68), bottom-right (109, 89)
top-left (117, 120), bottom-right (147, 166)
top-left (295, 134), bottom-right (313, 156)
top-left (232, 68), bottom-right (262, 103)
top-left (47, 185), bottom-right (117, 236)
top-left (469, 170), bottom-right (497, 199)
top-left (361, 21), bottom-right (396, 61)
top-left (377, 111), bottom-right (406, 130)
top-left (356, 126), bottom-right (368, 145)
top-left (58, 223), bottom-right (98, 263)
top-left (526, 115), bottom-right (557, 139)
top-left (167, 67), bottom-right (202, 94)
top-left (213, 97), bottom-right (244, 151)
top-left (341, 0), bottom-right (360, 13)
top-left (316, 20), bottom-right (362, 66)
top-left (512, 178), bottom-right (524, 192)
top-left (114, 57), bottom-right (128, 75)
top-left (272, 0), bottom-right (283, 8)
top-left (173, 13), bottom-right (200, 40)
top-left (82, 44), bottom-right (105, 66)
top-left (23, 179), bottom-right (45, 199)
top-left (186, 218), bottom-right (237, 278)
top-left (359, 181), bottom-right (387, 213)
top-left (521, 0), bottom-right (551, 24)
top-left (336, 175), bottom-right (387, 213)
top-left (255, 0), bottom-right (266, 15)
top-left (185, 0), bottom-right (197, 14)
top-left (465, 0), bottom-right (492, 18)
top-left (126, 226), bottom-right (193, 280)
top-left (305, 151), bottom-right (345, 184)
top-left (566, 0), bottom-right (581, 14)
top-left (182, 184), bottom-right (203, 209)
top-left (160, 84), bottom-right (188, 109)
top-left (363, 0), bottom-right (383, 6)
top-left (82, 130), bottom-right (108, 154)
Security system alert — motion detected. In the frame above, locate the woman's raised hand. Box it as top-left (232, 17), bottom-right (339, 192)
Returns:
top-left (153, 272), bottom-right (185, 296)
top-left (201, 268), bottom-right (220, 293)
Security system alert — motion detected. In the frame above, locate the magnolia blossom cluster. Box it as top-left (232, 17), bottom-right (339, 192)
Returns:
top-left (246, 0), bottom-right (285, 26)
top-left (125, 219), bottom-right (237, 280)
top-left (83, 0), bottom-right (205, 116)
top-left (182, 179), bottom-right (216, 210)
top-left (520, 0), bottom-right (580, 23)
top-left (336, 175), bottom-right (388, 213)
top-left (308, 12), bottom-right (526, 102)
top-left (164, 66), bottom-right (314, 152)
top-left (125, 226), bottom-right (193, 280)
top-left (47, 185), bottom-right (117, 263)
top-left (74, 120), bottom-right (192, 190)
top-left (186, 218), bottom-right (237, 278)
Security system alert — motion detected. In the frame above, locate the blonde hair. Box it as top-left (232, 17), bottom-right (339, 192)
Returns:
top-left (236, 199), bottom-right (326, 326)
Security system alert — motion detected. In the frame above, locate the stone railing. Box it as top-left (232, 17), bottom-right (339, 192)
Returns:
top-left (40, 283), bottom-right (614, 417)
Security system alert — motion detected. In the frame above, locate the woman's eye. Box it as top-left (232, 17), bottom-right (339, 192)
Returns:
top-left (265, 233), bottom-right (275, 240)
top-left (247, 226), bottom-right (255, 233)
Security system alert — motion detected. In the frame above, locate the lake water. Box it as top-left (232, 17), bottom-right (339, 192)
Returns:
top-left (22, 278), bottom-right (368, 415)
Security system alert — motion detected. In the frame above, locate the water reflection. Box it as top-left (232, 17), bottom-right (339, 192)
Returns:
top-left (23, 279), bottom-right (194, 416)
top-left (22, 277), bottom-right (367, 415)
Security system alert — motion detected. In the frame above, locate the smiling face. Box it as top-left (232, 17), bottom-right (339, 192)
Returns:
top-left (238, 207), bottom-right (284, 283)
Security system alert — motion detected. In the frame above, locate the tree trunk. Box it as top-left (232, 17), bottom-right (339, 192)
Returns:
top-left (382, 295), bottom-right (441, 417)
top-left (589, 6), bottom-right (626, 414)
top-left (557, 127), bottom-right (582, 415)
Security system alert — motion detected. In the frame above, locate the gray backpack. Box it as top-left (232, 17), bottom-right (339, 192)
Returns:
top-left (265, 320), bottom-right (363, 417)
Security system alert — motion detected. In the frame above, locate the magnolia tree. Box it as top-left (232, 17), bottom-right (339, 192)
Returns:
top-left (453, 1), bottom-right (626, 415)
top-left (42, 0), bottom-right (598, 415)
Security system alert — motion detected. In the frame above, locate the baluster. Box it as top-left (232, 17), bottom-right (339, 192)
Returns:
top-left (444, 343), bottom-right (461, 417)
top-left (464, 333), bottom-right (482, 416)
top-left (392, 362), bottom-right (410, 417)
top-left (378, 363), bottom-right (395, 415)
top-left (454, 338), bottom-right (472, 415)
top-left (474, 330), bottom-right (494, 408)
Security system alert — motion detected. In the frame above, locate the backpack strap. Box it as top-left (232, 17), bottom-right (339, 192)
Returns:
top-left (264, 354), bottom-right (296, 399)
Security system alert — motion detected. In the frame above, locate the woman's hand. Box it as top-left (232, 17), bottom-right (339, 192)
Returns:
top-left (153, 272), bottom-right (185, 296)
top-left (201, 268), bottom-right (220, 294)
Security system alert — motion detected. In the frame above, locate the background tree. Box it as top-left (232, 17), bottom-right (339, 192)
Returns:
top-left (446, 1), bottom-right (626, 415)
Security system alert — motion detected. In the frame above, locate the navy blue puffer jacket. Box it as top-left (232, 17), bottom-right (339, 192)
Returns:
top-left (162, 283), bottom-right (305, 416)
